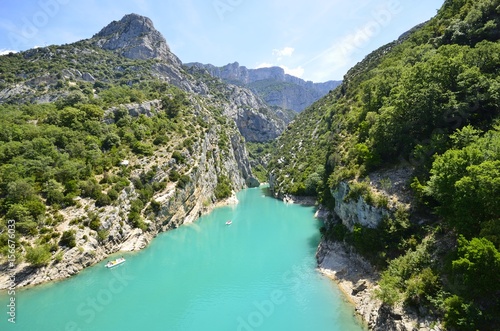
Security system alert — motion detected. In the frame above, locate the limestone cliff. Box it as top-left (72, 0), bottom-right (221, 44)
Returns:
top-left (331, 181), bottom-right (390, 231)
top-left (1, 94), bottom-right (257, 289)
top-left (330, 167), bottom-right (414, 231)
top-left (185, 62), bottom-right (341, 112)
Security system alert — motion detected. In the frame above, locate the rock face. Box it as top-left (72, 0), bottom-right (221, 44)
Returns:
top-left (331, 181), bottom-right (390, 231)
top-left (92, 13), bottom-right (181, 66)
top-left (186, 62), bottom-right (341, 112)
top-left (220, 85), bottom-right (288, 142)
top-left (105, 99), bottom-right (163, 120)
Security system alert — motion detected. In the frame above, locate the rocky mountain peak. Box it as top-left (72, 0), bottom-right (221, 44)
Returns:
top-left (92, 13), bottom-right (180, 65)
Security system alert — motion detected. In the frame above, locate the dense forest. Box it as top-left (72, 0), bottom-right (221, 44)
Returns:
top-left (268, 0), bottom-right (500, 329)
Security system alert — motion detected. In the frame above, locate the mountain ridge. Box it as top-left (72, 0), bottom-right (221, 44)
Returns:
top-left (185, 61), bottom-right (341, 112)
top-left (0, 13), bottom-right (292, 142)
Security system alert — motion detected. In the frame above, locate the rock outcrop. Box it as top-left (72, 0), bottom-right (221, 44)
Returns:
top-left (222, 85), bottom-right (287, 142)
top-left (331, 181), bottom-right (391, 231)
top-left (92, 13), bottom-right (181, 66)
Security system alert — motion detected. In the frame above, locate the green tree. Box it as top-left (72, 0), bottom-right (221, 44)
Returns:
top-left (444, 236), bottom-right (500, 329)
top-left (214, 175), bottom-right (232, 200)
top-left (426, 127), bottom-right (500, 238)
top-left (452, 236), bottom-right (500, 299)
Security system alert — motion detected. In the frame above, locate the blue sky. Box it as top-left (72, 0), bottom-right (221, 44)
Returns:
top-left (0, 0), bottom-right (444, 82)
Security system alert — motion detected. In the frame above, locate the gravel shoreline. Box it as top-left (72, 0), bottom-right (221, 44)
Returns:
top-left (316, 240), bottom-right (444, 331)
top-left (316, 240), bottom-right (380, 330)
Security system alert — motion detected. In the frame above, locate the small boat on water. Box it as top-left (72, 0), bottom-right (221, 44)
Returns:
top-left (225, 220), bottom-right (232, 225)
top-left (105, 257), bottom-right (126, 268)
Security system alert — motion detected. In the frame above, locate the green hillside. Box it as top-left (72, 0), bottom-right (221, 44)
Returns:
top-left (269, 0), bottom-right (500, 329)
top-left (0, 31), bottom-right (257, 281)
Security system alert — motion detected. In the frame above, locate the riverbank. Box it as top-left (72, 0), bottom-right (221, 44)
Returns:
top-left (0, 192), bottom-right (240, 291)
top-left (1, 185), bottom-right (364, 331)
top-left (316, 240), bottom-right (444, 331)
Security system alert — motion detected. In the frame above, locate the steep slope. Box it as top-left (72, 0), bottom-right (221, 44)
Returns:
top-left (185, 62), bottom-right (341, 112)
top-left (269, 0), bottom-right (500, 329)
top-left (0, 14), bottom-right (266, 288)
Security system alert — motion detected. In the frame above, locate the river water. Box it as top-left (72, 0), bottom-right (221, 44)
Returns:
top-left (1, 186), bottom-right (365, 331)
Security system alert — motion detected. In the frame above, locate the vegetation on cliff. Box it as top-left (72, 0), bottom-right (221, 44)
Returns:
top-left (269, 0), bottom-right (500, 328)
top-left (0, 82), bottom-right (217, 263)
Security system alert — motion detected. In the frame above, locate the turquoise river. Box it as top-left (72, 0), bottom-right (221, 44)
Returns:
top-left (1, 186), bottom-right (366, 331)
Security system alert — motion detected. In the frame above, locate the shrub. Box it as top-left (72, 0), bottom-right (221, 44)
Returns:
top-left (345, 180), bottom-right (371, 203)
top-left (26, 244), bottom-right (52, 267)
top-left (172, 150), bottom-right (185, 164)
top-left (443, 295), bottom-right (483, 331)
top-left (177, 174), bottom-right (191, 189)
top-left (150, 200), bottom-right (161, 213)
top-left (304, 172), bottom-right (322, 196)
top-left (88, 217), bottom-right (101, 231)
top-left (102, 133), bottom-right (121, 150)
top-left (15, 220), bottom-right (38, 236)
top-left (405, 267), bottom-right (439, 306)
top-left (80, 179), bottom-right (102, 200)
top-left (153, 135), bottom-right (169, 146)
top-left (132, 141), bottom-right (153, 156)
top-left (54, 251), bottom-right (64, 263)
top-left (128, 212), bottom-right (147, 231)
top-left (97, 230), bottom-right (109, 242)
top-left (95, 193), bottom-right (112, 207)
top-left (376, 272), bottom-right (403, 306)
top-left (138, 185), bottom-right (154, 204)
top-left (169, 170), bottom-right (180, 182)
top-left (107, 188), bottom-right (119, 201)
top-left (374, 194), bottom-right (389, 208)
top-left (59, 230), bottom-right (77, 248)
top-left (214, 175), bottom-right (232, 200)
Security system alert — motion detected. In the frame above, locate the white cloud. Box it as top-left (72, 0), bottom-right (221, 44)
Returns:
top-left (0, 49), bottom-right (17, 56)
top-left (271, 47), bottom-right (295, 61)
top-left (280, 65), bottom-right (304, 78)
top-left (272, 46), bottom-right (294, 58)
top-left (255, 62), bottom-right (274, 69)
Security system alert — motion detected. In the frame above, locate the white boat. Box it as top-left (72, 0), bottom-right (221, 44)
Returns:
top-left (225, 220), bottom-right (232, 225)
top-left (105, 257), bottom-right (126, 268)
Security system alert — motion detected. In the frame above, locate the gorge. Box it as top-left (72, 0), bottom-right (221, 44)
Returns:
top-left (2, 0), bottom-right (500, 330)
